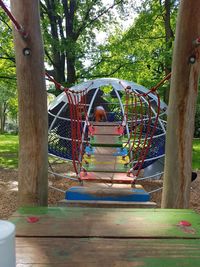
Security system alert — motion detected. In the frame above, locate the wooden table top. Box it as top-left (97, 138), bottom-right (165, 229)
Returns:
top-left (11, 207), bottom-right (200, 266)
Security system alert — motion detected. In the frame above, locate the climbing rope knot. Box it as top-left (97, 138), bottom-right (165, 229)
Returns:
top-left (0, 0), bottom-right (28, 38)
top-left (193, 37), bottom-right (200, 46)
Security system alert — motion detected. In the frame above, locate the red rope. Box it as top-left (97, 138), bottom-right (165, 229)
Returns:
top-left (82, 93), bottom-right (90, 127)
top-left (45, 72), bottom-right (64, 91)
top-left (132, 95), bottom-right (153, 175)
top-left (146, 72), bottom-right (171, 94)
top-left (122, 73), bottom-right (170, 178)
top-left (64, 89), bottom-right (89, 175)
top-left (80, 93), bottom-right (90, 146)
top-left (126, 90), bottom-right (161, 178)
top-left (46, 73), bottom-right (90, 175)
top-left (73, 95), bottom-right (81, 172)
top-left (128, 94), bottom-right (144, 166)
top-left (124, 93), bottom-right (138, 149)
top-left (124, 87), bottom-right (129, 124)
top-left (75, 93), bottom-right (82, 153)
top-left (0, 0), bottom-right (28, 38)
top-left (132, 95), bottom-right (140, 147)
top-left (134, 93), bottom-right (161, 176)
top-left (65, 90), bottom-right (79, 175)
top-left (194, 37), bottom-right (200, 45)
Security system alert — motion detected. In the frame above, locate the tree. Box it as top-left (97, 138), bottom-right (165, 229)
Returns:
top-left (40, 0), bottom-right (133, 86)
top-left (11, 0), bottom-right (48, 206)
top-left (161, 0), bottom-right (200, 208)
top-left (0, 81), bottom-right (17, 133)
top-left (0, 8), bottom-right (17, 133)
top-left (89, 0), bottom-right (178, 100)
top-left (0, 8), bottom-right (16, 78)
top-left (160, 0), bottom-right (177, 103)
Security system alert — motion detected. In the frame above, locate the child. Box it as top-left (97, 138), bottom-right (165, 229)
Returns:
top-left (94, 106), bottom-right (107, 122)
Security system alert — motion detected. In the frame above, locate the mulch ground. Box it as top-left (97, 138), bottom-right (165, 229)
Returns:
top-left (0, 166), bottom-right (200, 219)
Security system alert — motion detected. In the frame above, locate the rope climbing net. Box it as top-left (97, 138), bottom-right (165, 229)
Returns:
top-left (64, 88), bottom-right (90, 176)
top-left (47, 76), bottom-right (169, 188)
top-left (123, 86), bottom-right (161, 180)
top-left (1, 0), bottom-right (199, 198)
top-left (0, 0), bottom-right (171, 190)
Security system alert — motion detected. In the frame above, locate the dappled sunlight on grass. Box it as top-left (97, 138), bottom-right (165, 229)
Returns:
top-left (0, 134), bottom-right (18, 169)
top-left (0, 157), bottom-right (18, 169)
top-left (192, 139), bottom-right (200, 170)
top-left (0, 134), bottom-right (199, 170)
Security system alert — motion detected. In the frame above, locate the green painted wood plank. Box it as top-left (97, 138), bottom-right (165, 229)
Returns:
top-left (16, 237), bottom-right (200, 267)
top-left (83, 162), bottom-right (129, 172)
top-left (90, 121), bottom-right (120, 126)
top-left (58, 200), bottom-right (157, 208)
top-left (13, 207), bottom-right (195, 215)
top-left (10, 207), bottom-right (200, 238)
top-left (90, 135), bottom-right (123, 147)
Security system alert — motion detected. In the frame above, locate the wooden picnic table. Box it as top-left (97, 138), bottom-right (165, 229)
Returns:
top-left (11, 207), bottom-right (200, 266)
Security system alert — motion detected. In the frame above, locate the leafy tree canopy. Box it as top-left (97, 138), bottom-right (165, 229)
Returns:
top-left (40, 0), bottom-right (135, 87)
top-left (89, 0), bottom-right (179, 101)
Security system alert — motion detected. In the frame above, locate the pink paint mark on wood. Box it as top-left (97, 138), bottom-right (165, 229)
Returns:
top-left (115, 126), bottom-right (124, 135)
top-left (177, 220), bottom-right (196, 234)
top-left (26, 216), bottom-right (39, 223)
top-left (178, 220), bottom-right (192, 227)
top-left (89, 126), bottom-right (96, 136)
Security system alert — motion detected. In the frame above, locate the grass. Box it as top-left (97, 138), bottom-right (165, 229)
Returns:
top-left (192, 139), bottom-right (200, 170)
top-left (0, 134), bottom-right (200, 170)
top-left (0, 134), bottom-right (19, 169)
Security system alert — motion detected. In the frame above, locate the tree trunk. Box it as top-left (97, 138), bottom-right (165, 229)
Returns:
top-left (64, 0), bottom-right (77, 85)
top-left (11, 0), bottom-right (48, 206)
top-left (0, 104), bottom-right (4, 134)
top-left (54, 52), bottom-right (66, 83)
top-left (43, 0), bottom-right (66, 84)
top-left (0, 102), bottom-right (6, 134)
top-left (66, 55), bottom-right (76, 85)
top-left (161, 0), bottom-right (200, 208)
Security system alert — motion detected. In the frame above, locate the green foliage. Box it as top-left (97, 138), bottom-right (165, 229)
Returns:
top-left (40, 0), bottom-right (134, 86)
top-left (0, 9), bottom-right (17, 132)
top-left (7, 97), bottom-right (18, 122)
top-left (0, 134), bottom-right (199, 170)
top-left (0, 9), bottom-right (15, 78)
top-left (192, 139), bottom-right (200, 170)
top-left (0, 81), bottom-right (18, 133)
top-left (89, 0), bottom-right (178, 100)
top-left (194, 105), bottom-right (200, 138)
top-left (0, 134), bottom-right (18, 169)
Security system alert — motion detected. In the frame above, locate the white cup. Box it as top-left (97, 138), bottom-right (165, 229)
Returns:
top-left (0, 220), bottom-right (16, 267)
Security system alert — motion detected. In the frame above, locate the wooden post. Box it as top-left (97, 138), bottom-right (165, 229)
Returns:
top-left (161, 0), bottom-right (200, 208)
top-left (10, 0), bottom-right (48, 206)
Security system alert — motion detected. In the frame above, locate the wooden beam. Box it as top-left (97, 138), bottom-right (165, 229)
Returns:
top-left (10, 0), bottom-right (48, 206)
top-left (58, 199), bottom-right (156, 208)
top-left (10, 207), bottom-right (200, 238)
top-left (162, 1), bottom-right (200, 208)
top-left (15, 238), bottom-right (200, 266)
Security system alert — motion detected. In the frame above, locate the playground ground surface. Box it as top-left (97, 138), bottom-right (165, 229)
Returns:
top-left (0, 164), bottom-right (200, 219)
top-left (0, 135), bottom-right (200, 218)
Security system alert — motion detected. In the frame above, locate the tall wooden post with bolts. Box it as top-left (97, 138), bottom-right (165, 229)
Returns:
top-left (162, 0), bottom-right (200, 208)
top-left (10, 0), bottom-right (48, 206)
